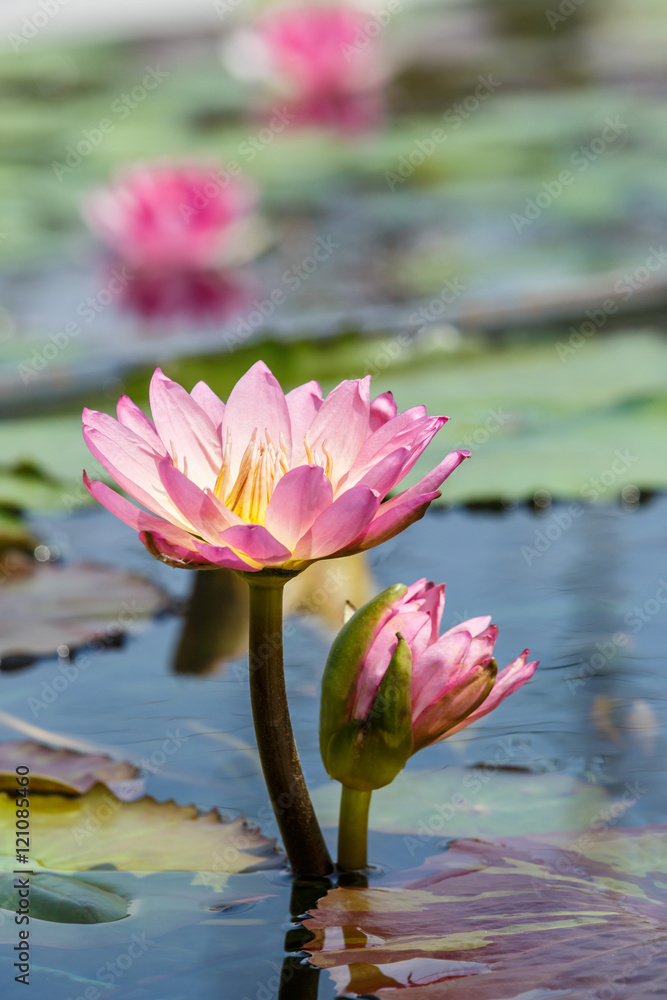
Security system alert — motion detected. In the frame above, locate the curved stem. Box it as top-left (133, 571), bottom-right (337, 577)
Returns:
top-left (246, 575), bottom-right (332, 876)
top-left (337, 785), bottom-right (372, 871)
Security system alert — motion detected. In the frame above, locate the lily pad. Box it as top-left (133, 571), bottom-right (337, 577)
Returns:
top-left (0, 863), bottom-right (276, 950)
top-left (0, 561), bottom-right (170, 666)
top-left (304, 826), bottom-right (667, 998)
top-left (0, 741), bottom-right (139, 797)
top-left (0, 868), bottom-right (128, 924)
top-left (0, 785), bottom-right (281, 873)
top-left (311, 767), bottom-right (611, 840)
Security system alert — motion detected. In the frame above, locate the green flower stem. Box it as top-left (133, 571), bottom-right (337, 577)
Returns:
top-left (337, 785), bottom-right (372, 871)
top-left (245, 573), bottom-right (333, 876)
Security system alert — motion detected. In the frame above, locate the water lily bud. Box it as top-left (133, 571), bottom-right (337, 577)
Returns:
top-left (320, 579), bottom-right (539, 791)
top-left (323, 631), bottom-right (413, 791)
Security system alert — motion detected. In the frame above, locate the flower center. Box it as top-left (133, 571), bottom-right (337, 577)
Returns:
top-left (213, 429), bottom-right (334, 523)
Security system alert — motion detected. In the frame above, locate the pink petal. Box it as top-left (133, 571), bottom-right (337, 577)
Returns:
top-left (418, 583), bottom-right (447, 643)
top-left (83, 408), bottom-right (179, 523)
top-left (116, 396), bottom-right (166, 455)
top-left (445, 651), bottom-right (539, 737)
top-left (221, 361), bottom-right (292, 481)
top-left (149, 370), bottom-right (222, 489)
top-left (351, 447), bottom-right (412, 498)
top-left (347, 415), bottom-right (448, 488)
top-left (264, 464), bottom-right (333, 551)
top-left (350, 406), bottom-right (429, 472)
top-left (352, 612), bottom-right (431, 720)
top-left (304, 377), bottom-right (371, 485)
top-left (384, 449), bottom-right (471, 511)
top-left (83, 473), bottom-right (194, 547)
top-left (139, 530), bottom-right (220, 569)
top-left (158, 460), bottom-right (236, 543)
top-left (411, 629), bottom-right (474, 721)
top-left (190, 380), bottom-right (226, 433)
top-left (355, 490), bottom-right (441, 551)
top-left (196, 524), bottom-right (291, 568)
top-left (292, 484), bottom-right (381, 561)
top-left (413, 661), bottom-right (497, 752)
top-left (369, 391), bottom-right (397, 431)
top-left (467, 624), bottom-right (499, 664)
top-left (356, 448), bottom-right (470, 548)
top-left (285, 380), bottom-right (323, 452)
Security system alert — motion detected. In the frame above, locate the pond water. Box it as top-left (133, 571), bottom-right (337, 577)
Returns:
top-left (0, 491), bottom-right (664, 999)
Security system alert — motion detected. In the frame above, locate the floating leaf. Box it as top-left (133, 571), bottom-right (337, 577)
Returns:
top-left (0, 869), bottom-right (128, 924)
top-left (304, 826), bottom-right (667, 998)
top-left (0, 786), bottom-right (281, 873)
top-left (312, 767), bottom-right (610, 839)
top-left (0, 863), bottom-right (276, 951)
top-left (0, 741), bottom-right (139, 797)
top-left (0, 561), bottom-right (170, 666)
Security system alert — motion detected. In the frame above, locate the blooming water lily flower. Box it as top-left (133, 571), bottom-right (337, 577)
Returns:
top-left (82, 362), bottom-right (469, 574)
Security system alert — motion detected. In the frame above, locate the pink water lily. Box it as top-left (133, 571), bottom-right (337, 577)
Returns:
top-left (260, 3), bottom-right (384, 96)
top-left (320, 580), bottom-right (538, 793)
top-left (82, 362), bottom-right (468, 573)
top-left (234, 2), bottom-right (386, 131)
top-left (83, 164), bottom-right (256, 271)
top-left (354, 579), bottom-right (538, 752)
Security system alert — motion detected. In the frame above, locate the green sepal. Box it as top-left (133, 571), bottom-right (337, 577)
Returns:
top-left (320, 583), bottom-right (407, 766)
top-left (323, 634), bottom-right (414, 791)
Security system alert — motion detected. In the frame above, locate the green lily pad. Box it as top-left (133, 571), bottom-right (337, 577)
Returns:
top-left (0, 785), bottom-right (281, 873)
top-left (0, 868), bottom-right (128, 924)
top-left (312, 767), bottom-right (611, 840)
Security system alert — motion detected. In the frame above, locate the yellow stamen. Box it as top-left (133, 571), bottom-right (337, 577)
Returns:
top-left (213, 426), bottom-right (338, 524)
top-left (304, 432), bottom-right (314, 465)
top-left (321, 441), bottom-right (333, 481)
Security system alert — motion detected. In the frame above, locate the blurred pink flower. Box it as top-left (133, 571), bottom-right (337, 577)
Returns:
top-left (246, 3), bottom-right (386, 130)
top-left (261, 3), bottom-right (382, 95)
top-left (321, 580), bottom-right (538, 790)
top-left (83, 165), bottom-right (256, 271)
top-left (82, 362), bottom-right (468, 572)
